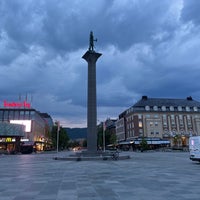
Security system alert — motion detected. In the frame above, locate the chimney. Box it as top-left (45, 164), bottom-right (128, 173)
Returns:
top-left (187, 96), bottom-right (193, 101)
top-left (142, 96), bottom-right (148, 100)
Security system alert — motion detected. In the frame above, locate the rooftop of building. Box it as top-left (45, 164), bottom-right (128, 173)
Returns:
top-left (133, 96), bottom-right (200, 107)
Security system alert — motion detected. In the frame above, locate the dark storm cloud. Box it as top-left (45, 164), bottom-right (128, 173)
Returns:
top-left (181, 0), bottom-right (200, 24)
top-left (0, 0), bottom-right (200, 127)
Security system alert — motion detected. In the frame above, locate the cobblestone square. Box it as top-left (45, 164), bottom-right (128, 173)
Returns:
top-left (0, 151), bottom-right (199, 200)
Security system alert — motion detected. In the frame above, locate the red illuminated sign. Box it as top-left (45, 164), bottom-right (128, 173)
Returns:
top-left (3, 100), bottom-right (31, 108)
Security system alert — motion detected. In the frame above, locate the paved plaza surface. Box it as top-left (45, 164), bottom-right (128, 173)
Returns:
top-left (0, 151), bottom-right (200, 200)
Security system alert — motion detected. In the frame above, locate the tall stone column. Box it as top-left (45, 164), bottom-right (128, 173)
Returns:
top-left (82, 50), bottom-right (102, 152)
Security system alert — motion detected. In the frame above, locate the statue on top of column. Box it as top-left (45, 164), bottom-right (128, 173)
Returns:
top-left (89, 31), bottom-right (97, 52)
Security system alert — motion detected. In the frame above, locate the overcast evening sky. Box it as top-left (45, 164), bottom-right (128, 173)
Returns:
top-left (0, 0), bottom-right (200, 127)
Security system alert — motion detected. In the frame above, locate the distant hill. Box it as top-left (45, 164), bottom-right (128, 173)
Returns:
top-left (64, 127), bottom-right (87, 140)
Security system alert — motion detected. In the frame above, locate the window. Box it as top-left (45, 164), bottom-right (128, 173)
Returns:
top-left (171, 115), bottom-right (175, 126)
top-left (145, 106), bottom-right (150, 111)
top-left (170, 106), bottom-right (174, 111)
top-left (8, 110), bottom-right (14, 119)
top-left (14, 111), bottom-right (20, 120)
top-left (25, 111), bottom-right (30, 119)
top-left (139, 121), bottom-right (143, 128)
top-left (179, 115), bottom-right (183, 125)
top-left (161, 106), bottom-right (166, 111)
top-left (187, 115), bottom-right (191, 119)
top-left (178, 106), bottom-right (182, 111)
top-left (193, 107), bottom-right (198, 111)
top-left (20, 111), bottom-right (25, 119)
top-left (163, 115), bottom-right (167, 120)
top-left (138, 114), bottom-right (142, 119)
top-left (4, 111), bottom-right (8, 120)
top-left (186, 106), bottom-right (190, 111)
top-left (0, 111), bottom-right (3, 121)
top-left (153, 106), bottom-right (158, 111)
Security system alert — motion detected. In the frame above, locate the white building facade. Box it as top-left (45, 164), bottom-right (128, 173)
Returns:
top-left (116, 96), bottom-right (200, 147)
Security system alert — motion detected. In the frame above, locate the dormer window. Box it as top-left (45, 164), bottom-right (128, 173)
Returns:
top-left (178, 106), bottom-right (182, 111)
top-left (170, 106), bottom-right (174, 111)
top-left (153, 106), bottom-right (158, 111)
top-left (193, 106), bottom-right (198, 112)
top-left (145, 106), bottom-right (150, 111)
top-left (186, 106), bottom-right (190, 111)
top-left (161, 106), bottom-right (166, 111)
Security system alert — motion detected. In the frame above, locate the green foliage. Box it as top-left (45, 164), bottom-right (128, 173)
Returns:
top-left (97, 125), bottom-right (103, 147)
top-left (140, 137), bottom-right (148, 151)
top-left (82, 139), bottom-right (87, 147)
top-left (51, 125), bottom-right (69, 150)
top-left (110, 133), bottom-right (117, 145)
top-left (97, 124), bottom-right (117, 148)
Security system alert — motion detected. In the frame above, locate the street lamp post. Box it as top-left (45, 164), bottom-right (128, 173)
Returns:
top-left (103, 122), bottom-right (106, 152)
top-left (56, 121), bottom-right (60, 153)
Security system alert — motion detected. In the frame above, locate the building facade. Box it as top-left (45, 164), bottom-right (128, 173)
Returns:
top-left (0, 100), bottom-right (53, 152)
top-left (115, 117), bottom-right (126, 142)
top-left (116, 96), bottom-right (200, 147)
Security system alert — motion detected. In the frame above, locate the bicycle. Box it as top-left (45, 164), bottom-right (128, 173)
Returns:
top-left (111, 151), bottom-right (119, 160)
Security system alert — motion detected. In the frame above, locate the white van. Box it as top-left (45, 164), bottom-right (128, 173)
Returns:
top-left (189, 136), bottom-right (200, 162)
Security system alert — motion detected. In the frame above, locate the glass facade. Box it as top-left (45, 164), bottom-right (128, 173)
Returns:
top-left (0, 108), bottom-right (53, 152)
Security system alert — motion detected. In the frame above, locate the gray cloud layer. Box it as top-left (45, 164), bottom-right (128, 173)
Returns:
top-left (0, 0), bottom-right (200, 127)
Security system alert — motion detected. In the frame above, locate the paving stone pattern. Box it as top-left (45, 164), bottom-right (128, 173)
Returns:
top-left (0, 151), bottom-right (200, 200)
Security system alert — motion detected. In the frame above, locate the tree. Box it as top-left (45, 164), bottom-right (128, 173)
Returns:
top-left (110, 133), bottom-right (117, 145)
top-left (97, 123), bottom-right (117, 149)
top-left (51, 125), bottom-right (69, 150)
top-left (82, 139), bottom-right (87, 147)
top-left (97, 125), bottom-right (103, 147)
top-left (140, 137), bottom-right (148, 152)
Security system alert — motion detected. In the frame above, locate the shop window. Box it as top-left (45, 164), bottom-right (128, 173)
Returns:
top-left (0, 111), bottom-right (3, 121)
top-left (139, 121), bottom-right (143, 128)
top-left (4, 111), bottom-right (9, 121)
top-left (9, 111), bottom-right (14, 120)
top-left (14, 111), bottom-right (20, 120)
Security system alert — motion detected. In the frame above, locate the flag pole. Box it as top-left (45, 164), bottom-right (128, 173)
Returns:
top-left (103, 122), bottom-right (106, 152)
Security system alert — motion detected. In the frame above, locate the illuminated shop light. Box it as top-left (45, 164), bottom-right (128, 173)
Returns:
top-left (10, 120), bottom-right (31, 132)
